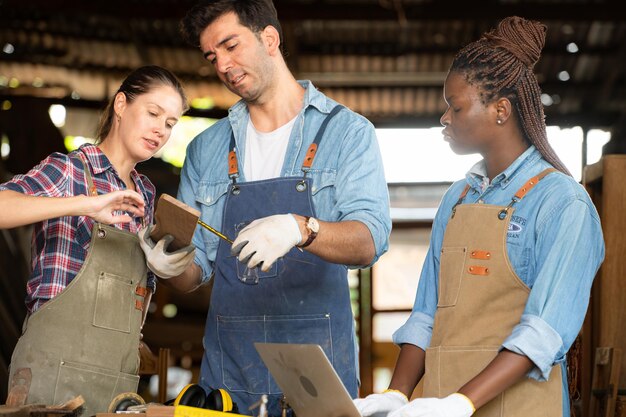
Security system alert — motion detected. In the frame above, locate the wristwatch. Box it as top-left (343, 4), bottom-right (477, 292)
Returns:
top-left (298, 216), bottom-right (319, 248)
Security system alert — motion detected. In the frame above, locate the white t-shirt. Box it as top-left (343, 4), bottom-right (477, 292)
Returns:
top-left (243, 116), bottom-right (297, 181)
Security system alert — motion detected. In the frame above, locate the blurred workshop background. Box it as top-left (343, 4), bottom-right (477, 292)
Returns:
top-left (1, 1), bottom-right (625, 415)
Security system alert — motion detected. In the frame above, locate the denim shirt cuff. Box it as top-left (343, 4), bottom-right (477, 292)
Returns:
top-left (342, 213), bottom-right (390, 266)
top-left (501, 313), bottom-right (564, 381)
top-left (146, 271), bottom-right (157, 293)
top-left (392, 311), bottom-right (433, 350)
top-left (193, 249), bottom-right (213, 284)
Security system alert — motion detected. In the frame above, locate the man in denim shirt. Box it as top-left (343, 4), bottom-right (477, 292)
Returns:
top-left (141, 1), bottom-right (391, 414)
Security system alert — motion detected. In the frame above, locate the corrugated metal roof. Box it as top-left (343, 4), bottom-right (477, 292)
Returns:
top-left (0, 0), bottom-right (624, 130)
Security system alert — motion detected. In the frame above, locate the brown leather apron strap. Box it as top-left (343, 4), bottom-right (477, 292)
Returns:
top-left (451, 184), bottom-right (471, 218)
top-left (76, 153), bottom-right (98, 197)
top-left (301, 105), bottom-right (344, 173)
top-left (513, 168), bottom-right (557, 200)
top-left (228, 148), bottom-right (238, 180)
top-left (498, 168), bottom-right (558, 220)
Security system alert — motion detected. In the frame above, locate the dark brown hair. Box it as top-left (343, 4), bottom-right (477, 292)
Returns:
top-left (180, 0), bottom-right (283, 51)
top-left (450, 16), bottom-right (571, 175)
top-left (96, 65), bottom-right (188, 143)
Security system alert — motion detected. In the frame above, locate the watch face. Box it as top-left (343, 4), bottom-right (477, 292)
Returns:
top-left (308, 217), bottom-right (320, 233)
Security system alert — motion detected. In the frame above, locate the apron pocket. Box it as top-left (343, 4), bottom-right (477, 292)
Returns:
top-left (424, 346), bottom-right (502, 417)
top-left (438, 246), bottom-right (467, 307)
top-left (54, 359), bottom-right (139, 413)
top-left (217, 313), bottom-right (332, 394)
top-left (93, 272), bottom-right (133, 333)
top-left (424, 346), bottom-right (563, 417)
top-left (235, 257), bottom-right (278, 281)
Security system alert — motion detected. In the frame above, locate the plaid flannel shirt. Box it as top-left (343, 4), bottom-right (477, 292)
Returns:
top-left (0, 143), bottom-right (156, 312)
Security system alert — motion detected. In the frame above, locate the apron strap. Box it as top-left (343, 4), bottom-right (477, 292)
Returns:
top-left (77, 153), bottom-right (98, 197)
top-left (76, 151), bottom-right (112, 235)
top-left (452, 168), bottom-right (558, 220)
top-left (225, 105), bottom-right (346, 182)
top-left (513, 168), bottom-right (558, 200)
top-left (228, 133), bottom-right (239, 182)
top-left (301, 105), bottom-right (344, 173)
top-left (497, 167), bottom-right (558, 220)
top-left (451, 184), bottom-right (471, 218)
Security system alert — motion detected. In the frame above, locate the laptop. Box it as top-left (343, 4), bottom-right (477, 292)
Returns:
top-left (254, 343), bottom-right (361, 417)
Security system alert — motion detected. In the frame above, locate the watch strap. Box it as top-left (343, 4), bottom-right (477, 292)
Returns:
top-left (297, 216), bottom-right (318, 248)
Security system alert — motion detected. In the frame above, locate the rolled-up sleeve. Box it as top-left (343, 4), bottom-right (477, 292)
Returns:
top-left (502, 197), bottom-right (604, 381)
top-left (178, 138), bottom-right (214, 283)
top-left (333, 120), bottom-right (391, 266)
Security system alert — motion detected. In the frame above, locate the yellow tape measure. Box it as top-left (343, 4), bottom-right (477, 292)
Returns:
top-left (174, 404), bottom-right (247, 417)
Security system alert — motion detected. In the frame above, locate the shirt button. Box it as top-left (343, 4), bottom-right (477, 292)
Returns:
top-left (478, 199), bottom-right (484, 204)
top-left (206, 197), bottom-right (212, 203)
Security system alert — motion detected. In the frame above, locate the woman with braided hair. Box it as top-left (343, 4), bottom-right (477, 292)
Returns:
top-left (354, 16), bottom-right (604, 417)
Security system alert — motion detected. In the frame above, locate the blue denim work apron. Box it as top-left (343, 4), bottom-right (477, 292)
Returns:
top-left (198, 106), bottom-right (358, 416)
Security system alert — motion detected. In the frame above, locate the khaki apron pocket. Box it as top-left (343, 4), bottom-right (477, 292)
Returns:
top-left (438, 247), bottom-right (467, 307)
top-left (424, 346), bottom-right (503, 417)
top-left (424, 346), bottom-right (563, 417)
top-left (54, 360), bottom-right (139, 413)
top-left (93, 272), bottom-right (133, 333)
top-left (217, 313), bottom-right (332, 394)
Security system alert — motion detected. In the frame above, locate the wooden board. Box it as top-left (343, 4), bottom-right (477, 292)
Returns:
top-left (150, 194), bottom-right (200, 252)
top-left (0, 395), bottom-right (84, 417)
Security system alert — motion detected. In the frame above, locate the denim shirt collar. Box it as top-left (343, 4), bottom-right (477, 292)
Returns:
top-left (466, 146), bottom-right (541, 191)
top-left (227, 80), bottom-right (328, 123)
top-left (225, 80), bottom-right (332, 179)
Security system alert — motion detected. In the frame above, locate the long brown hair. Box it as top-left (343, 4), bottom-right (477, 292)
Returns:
top-left (95, 65), bottom-right (188, 144)
top-left (450, 16), bottom-right (571, 175)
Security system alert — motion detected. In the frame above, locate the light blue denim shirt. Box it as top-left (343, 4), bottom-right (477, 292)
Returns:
top-left (177, 81), bottom-right (391, 283)
top-left (393, 147), bottom-right (604, 411)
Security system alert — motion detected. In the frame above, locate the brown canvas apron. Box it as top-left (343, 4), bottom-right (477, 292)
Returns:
top-left (8, 156), bottom-right (148, 417)
top-left (423, 168), bottom-right (563, 417)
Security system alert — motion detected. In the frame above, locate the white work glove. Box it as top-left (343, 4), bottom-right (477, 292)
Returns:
top-left (138, 225), bottom-right (196, 279)
top-left (230, 214), bottom-right (302, 272)
top-left (353, 390), bottom-right (408, 417)
top-left (388, 393), bottom-right (475, 417)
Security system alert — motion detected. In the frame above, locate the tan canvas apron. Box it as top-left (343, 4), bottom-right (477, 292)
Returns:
top-left (8, 156), bottom-right (148, 417)
top-left (423, 168), bottom-right (563, 417)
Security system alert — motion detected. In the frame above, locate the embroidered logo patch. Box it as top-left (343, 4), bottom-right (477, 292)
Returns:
top-left (508, 222), bottom-right (522, 233)
top-left (508, 215), bottom-right (526, 234)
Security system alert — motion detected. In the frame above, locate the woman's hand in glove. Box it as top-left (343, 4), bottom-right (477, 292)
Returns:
top-left (388, 393), bottom-right (475, 417)
top-left (353, 390), bottom-right (409, 417)
top-left (138, 225), bottom-right (196, 279)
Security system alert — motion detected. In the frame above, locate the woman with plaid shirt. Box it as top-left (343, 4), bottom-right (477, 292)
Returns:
top-left (0, 65), bottom-right (187, 416)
